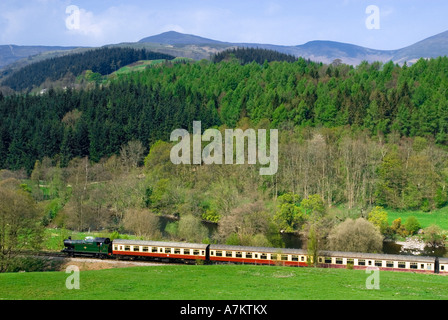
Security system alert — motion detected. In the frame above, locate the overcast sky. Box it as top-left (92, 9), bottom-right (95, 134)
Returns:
top-left (0, 0), bottom-right (447, 50)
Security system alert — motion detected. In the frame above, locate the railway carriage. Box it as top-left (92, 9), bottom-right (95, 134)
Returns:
top-left (316, 251), bottom-right (438, 274)
top-left (112, 239), bottom-right (209, 262)
top-left (209, 244), bottom-right (309, 266)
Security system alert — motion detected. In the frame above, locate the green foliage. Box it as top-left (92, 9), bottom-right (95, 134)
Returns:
top-left (273, 193), bottom-right (303, 233)
top-left (422, 225), bottom-right (445, 247)
top-left (368, 206), bottom-right (389, 234)
top-left (213, 47), bottom-right (299, 65)
top-left (404, 216), bottom-right (421, 236)
top-left (3, 54), bottom-right (448, 215)
top-left (300, 194), bottom-right (326, 221)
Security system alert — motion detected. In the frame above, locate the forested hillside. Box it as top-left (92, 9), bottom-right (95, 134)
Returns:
top-left (0, 47), bottom-right (175, 92)
top-left (1, 56), bottom-right (448, 243)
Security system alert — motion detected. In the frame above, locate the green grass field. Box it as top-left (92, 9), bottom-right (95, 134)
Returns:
top-left (0, 264), bottom-right (447, 300)
top-left (386, 207), bottom-right (448, 231)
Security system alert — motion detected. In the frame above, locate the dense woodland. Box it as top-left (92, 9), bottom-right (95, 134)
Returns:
top-left (1, 50), bottom-right (448, 254)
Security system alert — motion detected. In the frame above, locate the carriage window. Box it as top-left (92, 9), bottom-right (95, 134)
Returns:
top-left (246, 252), bottom-right (253, 259)
top-left (281, 255), bottom-right (289, 261)
top-left (398, 262), bottom-right (406, 268)
top-left (347, 258), bottom-right (354, 265)
top-left (260, 253), bottom-right (267, 260)
top-left (193, 250), bottom-right (200, 255)
top-left (216, 251), bottom-right (223, 257)
top-left (152, 247), bottom-right (158, 253)
top-left (125, 246), bottom-right (131, 251)
top-left (410, 262), bottom-right (418, 269)
top-left (324, 257), bottom-right (332, 264)
top-left (236, 252), bottom-right (243, 258)
top-left (271, 254), bottom-right (278, 260)
top-left (336, 258), bottom-right (343, 265)
top-left (386, 261), bottom-right (394, 268)
top-left (142, 246), bottom-right (149, 252)
top-left (159, 248), bottom-right (163, 253)
top-left (292, 255), bottom-right (299, 262)
top-left (133, 246), bottom-right (140, 252)
top-left (375, 260), bottom-right (382, 267)
top-left (358, 259), bottom-right (366, 266)
top-left (226, 251), bottom-right (232, 257)
top-left (420, 264), bottom-right (425, 269)
top-left (441, 265), bottom-right (445, 271)
top-left (164, 248), bottom-right (171, 254)
top-left (319, 257), bottom-right (323, 263)
top-left (174, 248), bottom-right (181, 254)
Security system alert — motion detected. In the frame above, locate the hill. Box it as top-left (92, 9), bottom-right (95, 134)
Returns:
top-left (137, 30), bottom-right (448, 65)
top-left (0, 45), bottom-right (79, 69)
top-left (139, 30), bottom-right (227, 46)
top-left (0, 47), bottom-right (175, 92)
top-left (392, 30), bottom-right (448, 64)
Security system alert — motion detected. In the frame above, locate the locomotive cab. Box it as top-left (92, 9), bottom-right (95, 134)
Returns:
top-left (62, 236), bottom-right (112, 258)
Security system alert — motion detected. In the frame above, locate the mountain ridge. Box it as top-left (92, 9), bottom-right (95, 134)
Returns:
top-left (2, 29), bottom-right (448, 74)
top-left (138, 30), bottom-right (448, 65)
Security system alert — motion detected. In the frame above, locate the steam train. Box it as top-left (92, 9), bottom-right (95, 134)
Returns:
top-left (62, 237), bottom-right (448, 274)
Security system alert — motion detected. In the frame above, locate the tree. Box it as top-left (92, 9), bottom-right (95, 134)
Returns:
top-left (375, 148), bottom-right (406, 209)
top-left (422, 225), bottom-right (445, 248)
top-left (120, 140), bottom-right (146, 172)
top-left (328, 218), bottom-right (383, 253)
top-left (123, 208), bottom-right (161, 239)
top-left (300, 194), bottom-right (326, 222)
top-left (404, 216), bottom-right (421, 236)
top-left (367, 206), bottom-right (389, 234)
top-left (178, 215), bottom-right (208, 243)
top-left (273, 193), bottom-right (303, 233)
top-left (306, 224), bottom-right (319, 267)
top-left (0, 180), bottom-right (44, 272)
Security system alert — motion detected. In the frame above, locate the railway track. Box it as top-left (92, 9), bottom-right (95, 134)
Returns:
top-left (19, 250), bottom-right (182, 269)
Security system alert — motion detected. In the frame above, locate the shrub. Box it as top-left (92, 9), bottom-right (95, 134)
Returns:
top-left (404, 216), bottom-right (421, 236)
top-left (328, 218), bottom-right (383, 253)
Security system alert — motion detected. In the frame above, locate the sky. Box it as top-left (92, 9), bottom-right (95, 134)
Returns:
top-left (0, 0), bottom-right (447, 50)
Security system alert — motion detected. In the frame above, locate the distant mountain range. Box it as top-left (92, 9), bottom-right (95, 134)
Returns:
top-left (2, 29), bottom-right (448, 72)
top-left (0, 45), bottom-right (79, 69)
top-left (139, 30), bottom-right (448, 65)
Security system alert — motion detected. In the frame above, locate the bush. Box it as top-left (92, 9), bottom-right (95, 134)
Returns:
top-left (404, 216), bottom-right (421, 236)
top-left (6, 257), bottom-right (64, 272)
top-left (422, 225), bottom-right (445, 247)
top-left (328, 218), bottom-right (383, 253)
top-left (390, 218), bottom-right (407, 237)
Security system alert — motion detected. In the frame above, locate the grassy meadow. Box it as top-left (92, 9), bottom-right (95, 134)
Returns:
top-left (0, 264), bottom-right (447, 300)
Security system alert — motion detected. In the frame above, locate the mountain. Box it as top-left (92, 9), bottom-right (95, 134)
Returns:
top-left (392, 30), bottom-right (448, 64)
top-left (2, 29), bottom-right (448, 82)
top-left (139, 31), bottom-right (228, 46)
top-left (0, 45), bottom-right (79, 69)
top-left (137, 30), bottom-right (448, 65)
